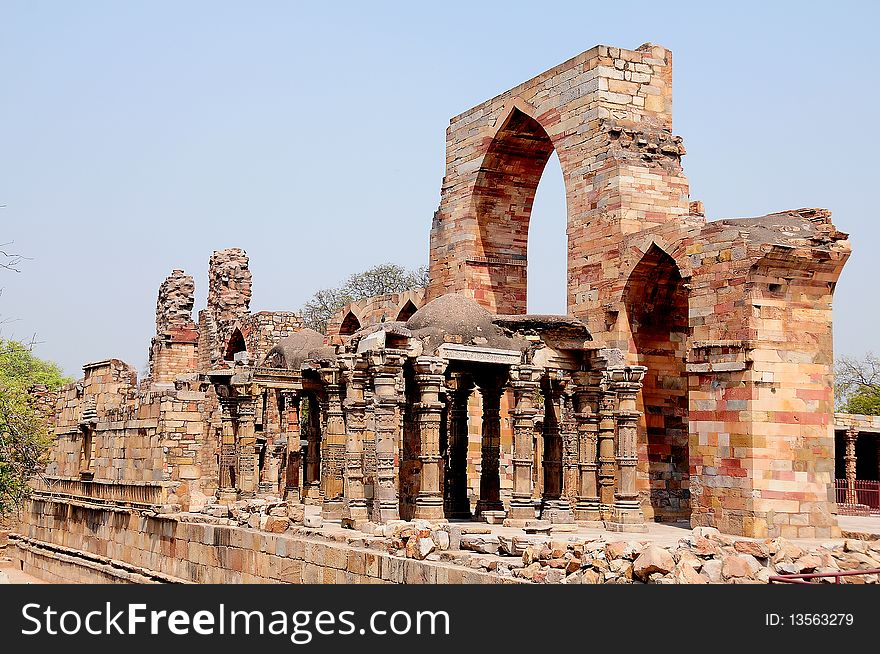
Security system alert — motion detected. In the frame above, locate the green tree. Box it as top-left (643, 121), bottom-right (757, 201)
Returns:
top-left (0, 339), bottom-right (71, 514)
top-left (835, 352), bottom-right (880, 415)
top-left (301, 263), bottom-right (428, 333)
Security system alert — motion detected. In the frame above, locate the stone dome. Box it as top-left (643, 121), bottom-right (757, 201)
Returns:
top-left (405, 293), bottom-right (528, 355)
top-left (262, 328), bottom-right (334, 369)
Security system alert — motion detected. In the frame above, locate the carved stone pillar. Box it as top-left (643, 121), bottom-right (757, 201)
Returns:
top-left (597, 376), bottom-right (617, 517)
top-left (363, 388), bottom-right (376, 510)
top-left (507, 365), bottom-right (540, 524)
top-left (339, 355), bottom-right (369, 528)
top-left (608, 366), bottom-right (647, 532)
top-left (280, 391), bottom-right (302, 503)
top-left (561, 383), bottom-right (579, 507)
top-left (413, 356), bottom-right (447, 520)
top-left (260, 444), bottom-right (281, 496)
top-left (444, 372), bottom-right (474, 519)
top-left (319, 367), bottom-right (346, 519)
top-left (540, 375), bottom-right (572, 523)
top-left (844, 428), bottom-right (858, 505)
top-left (573, 371), bottom-right (602, 525)
top-left (303, 394), bottom-right (323, 504)
top-left (475, 376), bottom-right (506, 516)
top-left (236, 394), bottom-right (259, 496)
top-left (370, 351), bottom-right (404, 522)
top-left (218, 396), bottom-right (238, 505)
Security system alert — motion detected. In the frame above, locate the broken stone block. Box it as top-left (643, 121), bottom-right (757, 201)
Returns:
top-left (416, 537), bottom-right (435, 560)
top-left (447, 524), bottom-right (462, 551)
top-left (499, 535), bottom-right (533, 557)
top-left (793, 554), bottom-right (822, 573)
top-left (693, 536), bottom-right (719, 557)
top-left (734, 540), bottom-right (769, 558)
top-left (263, 516), bottom-right (290, 533)
top-left (544, 569), bottom-right (565, 584)
top-left (844, 539), bottom-right (868, 554)
top-left (672, 562), bottom-right (708, 584)
top-left (701, 559), bottom-right (723, 583)
top-left (303, 514), bottom-right (322, 528)
top-left (604, 541), bottom-right (635, 561)
top-left (632, 545), bottom-right (675, 581)
top-left (460, 535), bottom-right (500, 555)
top-left (722, 554), bottom-right (760, 579)
top-left (675, 549), bottom-right (703, 570)
top-left (770, 538), bottom-right (804, 564)
top-left (287, 504), bottom-right (305, 524)
top-left (433, 530), bottom-right (450, 551)
top-left (581, 569), bottom-right (601, 584)
top-left (460, 524), bottom-right (491, 535)
top-left (692, 526), bottom-right (721, 539)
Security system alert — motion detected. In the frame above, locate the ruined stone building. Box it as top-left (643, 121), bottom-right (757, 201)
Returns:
top-left (10, 43), bottom-right (855, 584)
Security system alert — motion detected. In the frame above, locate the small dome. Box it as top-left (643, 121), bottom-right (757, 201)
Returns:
top-left (406, 293), bottom-right (527, 354)
top-left (406, 294), bottom-right (491, 332)
top-left (262, 329), bottom-right (334, 369)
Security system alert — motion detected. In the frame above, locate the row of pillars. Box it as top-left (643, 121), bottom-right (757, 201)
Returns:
top-left (217, 354), bottom-right (648, 531)
top-left (506, 365), bottom-right (647, 529)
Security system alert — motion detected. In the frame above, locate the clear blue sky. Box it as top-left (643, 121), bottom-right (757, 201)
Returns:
top-left (1, 1), bottom-right (877, 376)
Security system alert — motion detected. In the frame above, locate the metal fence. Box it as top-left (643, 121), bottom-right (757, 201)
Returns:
top-left (835, 478), bottom-right (880, 516)
top-left (770, 568), bottom-right (880, 584)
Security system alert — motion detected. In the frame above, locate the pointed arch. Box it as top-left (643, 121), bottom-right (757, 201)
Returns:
top-left (396, 300), bottom-right (418, 322)
top-left (339, 311), bottom-right (361, 337)
top-left (623, 244), bottom-right (691, 523)
top-left (472, 106), bottom-right (558, 315)
top-left (224, 327), bottom-right (247, 361)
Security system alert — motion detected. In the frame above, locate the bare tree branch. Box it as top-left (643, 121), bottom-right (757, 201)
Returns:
top-left (0, 241), bottom-right (31, 273)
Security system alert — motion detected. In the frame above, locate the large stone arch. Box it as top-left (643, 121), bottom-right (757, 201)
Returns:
top-left (471, 105), bottom-right (563, 314)
top-left (427, 43), bottom-right (690, 319)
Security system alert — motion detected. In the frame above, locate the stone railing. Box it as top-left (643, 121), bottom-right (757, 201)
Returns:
top-left (32, 476), bottom-right (170, 510)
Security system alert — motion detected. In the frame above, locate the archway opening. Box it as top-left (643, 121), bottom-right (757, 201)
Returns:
top-left (396, 300), bottom-right (418, 322)
top-left (624, 245), bottom-right (690, 522)
top-left (527, 151), bottom-right (567, 315)
top-left (473, 107), bottom-right (556, 315)
top-left (224, 328), bottom-right (247, 362)
top-left (339, 311), bottom-right (361, 336)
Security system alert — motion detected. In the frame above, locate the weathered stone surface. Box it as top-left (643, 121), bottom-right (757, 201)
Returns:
top-left (673, 562), bottom-right (708, 584)
top-left (693, 537), bottom-right (720, 558)
top-left (722, 555), bottom-right (760, 579)
top-left (433, 530), bottom-right (450, 551)
top-left (605, 541), bottom-right (633, 561)
top-left (845, 539), bottom-right (869, 554)
top-left (263, 516), bottom-right (289, 533)
top-left (632, 545), bottom-right (675, 581)
top-left (770, 537), bottom-right (804, 563)
top-left (734, 540), bottom-right (769, 558)
top-left (701, 559), bottom-right (723, 583)
top-left (460, 536), bottom-right (500, 555)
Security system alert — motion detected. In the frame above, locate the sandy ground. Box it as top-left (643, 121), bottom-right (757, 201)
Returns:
top-left (0, 557), bottom-right (45, 584)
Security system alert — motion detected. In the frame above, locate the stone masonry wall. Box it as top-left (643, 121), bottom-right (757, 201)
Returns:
top-left (10, 501), bottom-right (880, 585)
top-left (242, 311), bottom-right (304, 362)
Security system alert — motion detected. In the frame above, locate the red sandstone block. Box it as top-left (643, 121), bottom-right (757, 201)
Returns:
top-left (796, 388), bottom-right (830, 401)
